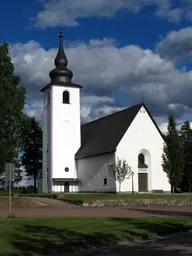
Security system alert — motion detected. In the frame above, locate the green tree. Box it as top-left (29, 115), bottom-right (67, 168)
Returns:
top-left (108, 158), bottom-right (132, 192)
top-left (162, 114), bottom-right (184, 193)
top-left (21, 116), bottom-right (42, 193)
top-left (13, 158), bottom-right (23, 184)
top-left (0, 42), bottom-right (26, 172)
top-left (179, 121), bottom-right (192, 192)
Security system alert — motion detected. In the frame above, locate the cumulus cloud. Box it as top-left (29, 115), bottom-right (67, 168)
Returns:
top-left (81, 95), bottom-right (124, 123)
top-left (159, 120), bottom-right (192, 134)
top-left (10, 41), bottom-right (55, 98)
top-left (10, 36), bottom-right (192, 127)
top-left (23, 100), bottom-right (43, 125)
top-left (157, 27), bottom-right (192, 63)
top-left (33, 0), bottom-right (192, 28)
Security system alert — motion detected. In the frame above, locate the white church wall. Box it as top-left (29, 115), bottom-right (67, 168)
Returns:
top-left (116, 106), bottom-right (170, 192)
top-left (50, 85), bottom-right (81, 180)
top-left (71, 184), bottom-right (79, 192)
top-left (77, 153), bottom-right (116, 192)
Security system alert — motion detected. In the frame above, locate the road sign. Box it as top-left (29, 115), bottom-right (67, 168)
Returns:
top-left (4, 163), bottom-right (15, 182)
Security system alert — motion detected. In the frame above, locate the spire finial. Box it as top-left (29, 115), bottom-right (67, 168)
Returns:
top-left (49, 22), bottom-right (73, 85)
top-left (59, 20), bottom-right (63, 38)
top-left (54, 20), bottom-right (67, 67)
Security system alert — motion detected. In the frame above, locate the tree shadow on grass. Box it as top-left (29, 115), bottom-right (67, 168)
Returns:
top-left (76, 233), bottom-right (192, 256)
top-left (3, 225), bottom-right (126, 256)
top-left (110, 217), bottom-right (192, 236)
top-left (2, 219), bottom-right (192, 256)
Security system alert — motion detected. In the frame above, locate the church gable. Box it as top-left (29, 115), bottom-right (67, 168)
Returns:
top-left (115, 104), bottom-right (168, 193)
top-left (138, 105), bottom-right (165, 142)
top-left (76, 104), bottom-right (144, 159)
top-left (116, 104), bottom-right (165, 153)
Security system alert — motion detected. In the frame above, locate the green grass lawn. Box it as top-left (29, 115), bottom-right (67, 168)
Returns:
top-left (0, 217), bottom-right (192, 255)
top-left (58, 192), bottom-right (192, 201)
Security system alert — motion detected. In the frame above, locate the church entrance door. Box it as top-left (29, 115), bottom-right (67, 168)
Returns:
top-left (64, 182), bottom-right (70, 193)
top-left (138, 173), bottom-right (148, 192)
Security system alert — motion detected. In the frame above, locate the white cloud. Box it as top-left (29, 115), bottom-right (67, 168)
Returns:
top-left (15, 166), bottom-right (33, 187)
top-left (33, 0), bottom-right (192, 28)
top-left (10, 37), bottom-right (192, 125)
top-left (159, 122), bottom-right (169, 134)
top-left (159, 120), bottom-right (192, 134)
top-left (81, 95), bottom-right (124, 123)
top-left (10, 41), bottom-right (55, 98)
top-left (23, 100), bottom-right (43, 123)
top-left (157, 27), bottom-right (192, 63)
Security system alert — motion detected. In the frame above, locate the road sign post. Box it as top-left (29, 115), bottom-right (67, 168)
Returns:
top-left (9, 163), bottom-right (12, 217)
top-left (4, 162), bottom-right (15, 217)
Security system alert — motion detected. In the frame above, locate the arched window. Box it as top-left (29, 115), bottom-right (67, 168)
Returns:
top-left (138, 153), bottom-right (145, 165)
top-left (138, 153), bottom-right (148, 168)
top-left (63, 90), bottom-right (70, 104)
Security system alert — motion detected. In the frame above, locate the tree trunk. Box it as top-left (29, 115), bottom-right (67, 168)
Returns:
top-left (34, 171), bottom-right (37, 194)
top-left (188, 178), bottom-right (191, 193)
top-left (173, 186), bottom-right (175, 194)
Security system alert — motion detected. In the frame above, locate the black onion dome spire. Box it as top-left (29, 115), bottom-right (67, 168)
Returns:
top-left (49, 28), bottom-right (73, 85)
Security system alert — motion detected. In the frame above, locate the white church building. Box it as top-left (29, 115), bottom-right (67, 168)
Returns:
top-left (39, 29), bottom-right (170, 194)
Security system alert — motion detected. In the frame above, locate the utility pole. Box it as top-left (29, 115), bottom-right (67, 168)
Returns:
top-left (8, 162), bottom-right (12, 217)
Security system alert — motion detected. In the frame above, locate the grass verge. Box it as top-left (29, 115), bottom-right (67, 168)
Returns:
top-left (0, 217), bottom-right (191, 255)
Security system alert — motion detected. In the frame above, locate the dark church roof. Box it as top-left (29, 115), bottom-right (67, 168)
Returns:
top-left (75, 103), bottom-right (164, 159)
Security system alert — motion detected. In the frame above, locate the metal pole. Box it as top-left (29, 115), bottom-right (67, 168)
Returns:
top-left (8, 163), bottom-right (12, 217)
top-left (132, 175), bottom-right (134, 194)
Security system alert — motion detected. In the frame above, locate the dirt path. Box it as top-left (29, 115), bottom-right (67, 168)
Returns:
top-left (0, 197), bottom-right (191, 218)
top-left (33, 197), bottom-right (79, 208)
top-left (0, 197), bottom-right (78, 209)
top-left (0, 205), bottom-right (191, 218)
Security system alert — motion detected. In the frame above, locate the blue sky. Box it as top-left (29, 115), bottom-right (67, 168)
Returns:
top-left (1, 1), bottom-right (188, 49)
top-left (1, 0), bottom-right (192, 132)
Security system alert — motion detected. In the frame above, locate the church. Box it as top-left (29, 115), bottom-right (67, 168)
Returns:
top-left (39, 29), bottom-right (171, 194)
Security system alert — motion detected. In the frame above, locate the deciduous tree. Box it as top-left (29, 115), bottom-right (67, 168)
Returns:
top-left (108, 158), bottom-right (132, 192)
top-left (0, 42), bottom-right (26, 173)
top-left (21, 116), bottom-right (42, 193)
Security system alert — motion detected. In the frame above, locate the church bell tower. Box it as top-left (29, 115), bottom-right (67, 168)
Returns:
top-left (41, 28), bottom-right (83, 193)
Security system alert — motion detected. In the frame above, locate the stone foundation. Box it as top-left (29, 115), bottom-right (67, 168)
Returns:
top-left (62, 197), bottom-right (192, 207)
